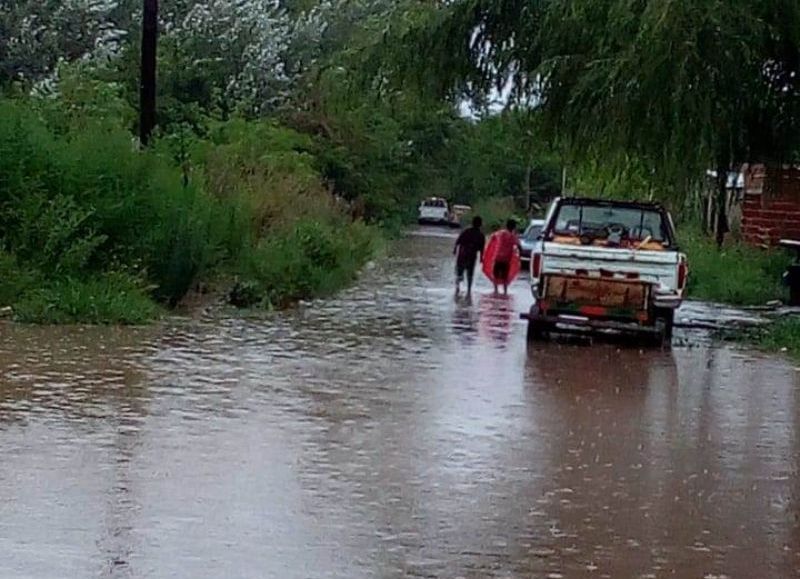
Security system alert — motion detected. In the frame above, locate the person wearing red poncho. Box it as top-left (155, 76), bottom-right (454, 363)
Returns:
top-left (490, 219), bottom-right (521, 295)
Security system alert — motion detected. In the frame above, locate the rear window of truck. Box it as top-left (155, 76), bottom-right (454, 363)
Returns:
top-left (550, 203), bottom-right (672, 246)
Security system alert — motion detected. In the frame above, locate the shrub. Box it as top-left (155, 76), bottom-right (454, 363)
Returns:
top-left (236, 218), bottom-right (378, 308)
top-left (0, 98), bottom-right (233, 308)
top-left (0, 250), bottom-right (39, 308)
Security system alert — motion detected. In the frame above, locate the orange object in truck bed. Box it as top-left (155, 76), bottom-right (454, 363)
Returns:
top-left (551, 235), bottom-right (666, 251)
top-left (544, 274), bottom-right (649, 310)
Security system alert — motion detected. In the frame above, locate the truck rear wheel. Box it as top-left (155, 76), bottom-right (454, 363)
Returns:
top-left (655, 308), bottom-right (675, 341)
top-left (527, 320), bottom-right (548, 341)
top-left (648, 309), bottom-right (674, 348)
top-left (526, 308), bottom-right (552, 341)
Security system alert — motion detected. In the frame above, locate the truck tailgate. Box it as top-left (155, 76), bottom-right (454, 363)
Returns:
top-left (545, 274), bottom-right (648, 310)
top-left (541, 242), bottom-right (680, 289)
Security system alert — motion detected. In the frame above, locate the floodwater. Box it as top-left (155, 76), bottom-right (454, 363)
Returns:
top-left (1, 228), bottom-right (799, 579)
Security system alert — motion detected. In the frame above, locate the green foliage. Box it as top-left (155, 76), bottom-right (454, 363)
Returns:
top-left (0, 0), bottom-right (131, 86)
top-left (295, 78), bottom-right (454, 223)
top-left (0, 250), bottom-right (39, 309)
top-left (13, 273), bottom-right (159, 325)
top-left (35, 63), bottom-right (137, 134)
top-left (448, 112), bottom-right (560, 206)
top-left (235, 218), bottom-right (379, 308)
top-left (0, 98), bottom-right (232, 307)
top-left (682, 228), bottom-right (788, 305)
top-left (0, 93), bottom-right (383, 324)
top-left (289, 70), bottom-right (559, 225)
top-left (754, 317), bottom-right (800, 359)
top-left (467, 197), bottom-right (523, 232)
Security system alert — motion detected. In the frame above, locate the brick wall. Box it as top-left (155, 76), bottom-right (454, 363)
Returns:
top-left (742, 164), bottom-right (800, 246)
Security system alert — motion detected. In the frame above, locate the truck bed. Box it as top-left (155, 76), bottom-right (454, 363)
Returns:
top-left (539, 242), bottom-right (681, 291)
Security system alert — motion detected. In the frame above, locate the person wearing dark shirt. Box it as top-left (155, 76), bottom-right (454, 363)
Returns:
top-left (453, 216), bottom-right (486, 296)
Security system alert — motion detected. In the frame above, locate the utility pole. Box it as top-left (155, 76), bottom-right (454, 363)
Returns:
top-left (139, 0), bottom-right (158, 146)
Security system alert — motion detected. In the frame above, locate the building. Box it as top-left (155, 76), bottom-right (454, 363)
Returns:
top-left (741, 164), bottom-right (800, 246)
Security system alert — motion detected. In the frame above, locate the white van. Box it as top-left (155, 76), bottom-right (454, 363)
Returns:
top-left (418, 197), bottom-right (451, 225)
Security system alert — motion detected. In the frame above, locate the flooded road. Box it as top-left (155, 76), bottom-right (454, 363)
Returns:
top-left (1, 228), bottom-right (800, 578)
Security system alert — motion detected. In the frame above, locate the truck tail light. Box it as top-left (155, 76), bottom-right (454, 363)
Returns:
top-left (531, 253), bottom-right (543, 278)
top-left (677, 258), bottom-right (688, 290)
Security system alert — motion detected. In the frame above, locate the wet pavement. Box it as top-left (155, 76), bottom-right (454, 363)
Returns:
top-left (1, 228), bottom-right (799, 578)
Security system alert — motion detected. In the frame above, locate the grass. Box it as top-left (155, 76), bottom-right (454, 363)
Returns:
top-left (757, 318), bottom-right (800, 357)
top-left (679, 227), bottom-right (800, 358)
top-left (681, 228), bottom-right (788, 305)
top-left (13, 274), bottom-right (160, 325)
top-left (720, 317), bottom-right (800, 360)
top-left (232, 219), bottom-right (379, 308)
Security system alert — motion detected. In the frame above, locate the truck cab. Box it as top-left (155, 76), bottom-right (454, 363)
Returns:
top-left (523, 198), bottom-right (688, 345)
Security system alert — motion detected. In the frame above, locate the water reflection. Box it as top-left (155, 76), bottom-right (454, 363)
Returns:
top-left (451, 294), bottom-right (478, 344)
top-left (478, 293), bottom-right (515, 349)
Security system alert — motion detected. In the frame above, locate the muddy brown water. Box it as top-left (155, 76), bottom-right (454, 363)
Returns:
top-left (1, 228), bottom-right (799, 578)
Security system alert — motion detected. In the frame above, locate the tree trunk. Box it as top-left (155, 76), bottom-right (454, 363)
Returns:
top-left (139, 0), bottom-right (158, 146)
top-left (715, 165), bottom-right (729, 247)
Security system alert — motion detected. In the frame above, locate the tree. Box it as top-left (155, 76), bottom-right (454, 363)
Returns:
top-left (0, 0), bottom-right (129, 87)
top-left (392, 0), bottom-right (800, 243)
top-left (160, 0), bottom-right (295, 117)
top-left (1, 0), bottom-right (301, 120)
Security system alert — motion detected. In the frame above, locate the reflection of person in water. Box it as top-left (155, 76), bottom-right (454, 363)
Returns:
top-left (478, 294), bottom-right (515, 348)
top-left (451, 296), bottom-right (478, 345)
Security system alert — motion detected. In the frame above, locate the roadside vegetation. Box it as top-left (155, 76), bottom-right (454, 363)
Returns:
top-left (680, 228), bottom-right (788, 306)
top-left (466, 197), bottom-right (524, 232)
top-left (755, 318), bottom-right (800, 358)
top-left (0, 96), bottom-right (382, 323)
top-left (718, 317), bottom-right (800, 360)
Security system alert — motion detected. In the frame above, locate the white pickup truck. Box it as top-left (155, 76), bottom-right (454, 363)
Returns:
top-left (418, 197), bottom-right (452, 225)
top-left (523, 197), bottom-right (688, 346)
